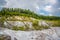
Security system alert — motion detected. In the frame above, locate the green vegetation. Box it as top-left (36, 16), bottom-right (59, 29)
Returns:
top-left (0, 17), bottom-right (6, 27)
top-left (12, 26), bottom-right (50, 31)
top-left (0, 8), bottom-right (60, 31)
top-left (32, 20), bottom-right (49, 30)
top-left (0, 8), bottom-right (60, 20)
top-left (46, 20), bottom-right (60, 27)
top-left (12, 26), bottom-right (25, 31)
top-left (12, 26), bottom-right (30, 31)
top-left (32, 26), bottom-right (49, 30)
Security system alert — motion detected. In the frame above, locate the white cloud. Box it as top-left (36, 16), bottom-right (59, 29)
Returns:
top-left (0, 0), bottom-right (6, 7)
top-left (5, 0), bottom-right (22, 8)
top-left (42, 0), bottom-right (56, 5)
top-left (49, 0), bottom-right (56, 4)
top-left (58, 8), bottom-right (60, 10)
top-left (35, 5), bottom-right (40, 10)
top-left (4, 0), bottom-right (39, 12)
top-left (49, 14), bottom-right (53, 16)
top-left (40, 13), bottom-right (45, 15)
top-left (43, 5), bottom-right (52, 12)
top-left (4, 0), bottom-right (56, 9)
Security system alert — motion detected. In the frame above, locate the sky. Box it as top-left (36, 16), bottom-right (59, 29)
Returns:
top-left (0, 0), bottom-right (60, 16)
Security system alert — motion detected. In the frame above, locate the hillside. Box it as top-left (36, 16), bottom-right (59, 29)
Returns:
top-left (0, 8), bottom-right (60, 40)
top-left (0, 8), bottom-right (60, 31)
top-left (0, 8), bottom-right (60, 20)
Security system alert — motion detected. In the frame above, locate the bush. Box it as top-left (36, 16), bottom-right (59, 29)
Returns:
top-left (12, 26), bottom-right (30, 31)
top-left (12, 26), bottom-right (25, 31)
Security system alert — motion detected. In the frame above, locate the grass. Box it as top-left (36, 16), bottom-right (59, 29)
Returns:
top-left (0, 16), bottom-right (60, 31)
top-left (46, 20), bottom-right (60, 27)
top-left (12, 26), bottom-right (25, 31)
top-left (11, 19), bottom-right (50, 31)
top-left (12, 26), bottom-right (30, 31)
top-left (12, 26), bottom-right (50, 31)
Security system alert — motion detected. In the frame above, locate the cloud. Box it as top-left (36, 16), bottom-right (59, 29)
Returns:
top-left (48, 0), bottom-right (56, 4)
top-left (35, 5), bottom-right (40, 10)
top-left (58, 8), bottom-right (60, 10)
top-left (43, 5), bottom-right (52, 12)
top-left (0, 0), bottom-right (6, 5)
top-left (40, 13), bottom-right (45, 15)
top-left (4, 0), bottom-right (56, 9)
top-left (0, 0), bottom-right (6, 6)
top-left (0, 0), bottom-right (60, 16)
top-left (49, 14), bottom-right (53, 16)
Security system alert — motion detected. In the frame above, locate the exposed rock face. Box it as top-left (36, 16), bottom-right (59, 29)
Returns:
top-left (38, 20), bottom-right (49, 26)
top-left (0, 22), bottom-right (4, 27)
top-left (4, 20), bottom-right (49, 29)
top-left (4, 21), bottom-right (32, 28)
top-left (0, 27), bottom-right (60, 40)
top-left (0, 34), bottom-right (11, 40)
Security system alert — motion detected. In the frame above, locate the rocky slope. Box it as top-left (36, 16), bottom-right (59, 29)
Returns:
top-left (0, 16), bottom-right (60, 40)
top-left (0, 27), bottom-right (60, 40)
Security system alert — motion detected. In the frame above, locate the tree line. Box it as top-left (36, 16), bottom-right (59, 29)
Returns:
top-left (0, 8), bottom-right (60, 20)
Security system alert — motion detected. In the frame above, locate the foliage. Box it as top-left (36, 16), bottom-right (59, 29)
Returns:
top-left (0, 17), bottom-right (6, 27)
top-left (0, 8), bottom-right (60, 20)
top-left (0, 8), bottom-right (60, 31)
top-left (12, 26), bottom-right (25, 31)
top-left (32, 26), bottom-right (49, 30)
top-left (32, 20), bottom-right (50, 30)
top-left (46, 20), bottom-right (60, 27)
top-left (12, 26), bottom-right (30, 31)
